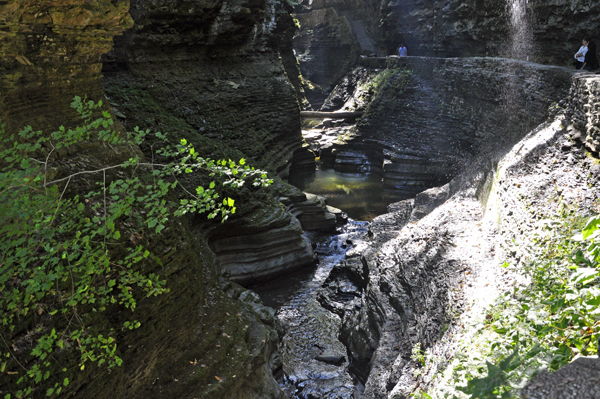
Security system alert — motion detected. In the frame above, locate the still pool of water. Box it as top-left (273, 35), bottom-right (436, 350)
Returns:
top-left (289, 169), bottom-right (414, 221)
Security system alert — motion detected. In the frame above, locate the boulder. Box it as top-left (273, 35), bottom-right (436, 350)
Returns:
top-left (521, 357), bottom-right (600, 399)
top-left (409, 184), bottom-right (450, 222)
top-left (288, 193), bottom-right (346, 232)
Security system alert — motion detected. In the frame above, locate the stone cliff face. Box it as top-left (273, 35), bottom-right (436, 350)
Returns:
top-left (101, 0), bottom-right (327, 286)
top-left (565, 73), bottom-right (600, 155)
top-left (316, 73), bottom-right (600, 397)
top-left (0, 0), bottom-right (133, 134)
top-left (295, 0), bottom-right (600, 102)
top-left (292, 0), bottom-right (382, 107)
top-left (378, 0), bottom-right (600, 65)
top-left (317, 56), bottom-right (574, 197)
top-left (0, 1), bottom-right (306, 398)
top-left (105, 0), bottom-right (305, 176)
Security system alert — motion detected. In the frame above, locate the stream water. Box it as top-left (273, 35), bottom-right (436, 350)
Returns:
top-left (289, 169), bottom-right (412, 221)
top-left (253, 126), bottom-right (411, 396)
top-left (253, 222), bottom-right (369, 398)
top-left (252, 166), bottom-right (401, 397)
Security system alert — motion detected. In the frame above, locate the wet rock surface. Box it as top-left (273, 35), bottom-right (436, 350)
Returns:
top-left (270, 222), bottom-right (371, 398)
top-left (360, 178), bottom-right (490, 398)
top-left (346, 112), bottom-right (600, 397)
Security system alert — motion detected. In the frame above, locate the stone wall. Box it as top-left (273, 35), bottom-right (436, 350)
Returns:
top-left (564, 73), bottom-right (600, 154)
top-left (350, 56), bottom-right (574, 193)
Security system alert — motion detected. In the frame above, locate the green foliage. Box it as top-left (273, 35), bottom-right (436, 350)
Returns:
top-left (0, 97), bottom-right (272, 397)
top-left (457, 212), bottom-right (600, 398)
top-left (411, 342), bottom-right (426, 367)
top-left (364, 68), bottom-right (412, 94)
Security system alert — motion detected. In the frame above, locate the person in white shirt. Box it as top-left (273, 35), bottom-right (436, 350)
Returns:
top-left (574, 38), bottom-right (589, 69)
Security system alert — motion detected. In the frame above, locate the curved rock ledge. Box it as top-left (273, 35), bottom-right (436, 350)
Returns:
top-left (210, 206), bottom-right (316, 285)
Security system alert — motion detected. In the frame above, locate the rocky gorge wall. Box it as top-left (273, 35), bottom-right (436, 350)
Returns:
top-left (317, 72), bottom-right (600, 398)
top-left (101, 0), bottom-right (346, 287)
top-left (294, 0), bottom-right (600, 105)
top-left (0, 1), bottom-right (313, 398)
top-left (0, 0), bottom-right (132, 135)
top-left (379, 0), bottom-right (600, 65)
top-left (324, 56), bottom-right (574, 196)
top-left (292, 0), bottom-right (382, 107)
top-left (104, 0), bottom-right (305, 177)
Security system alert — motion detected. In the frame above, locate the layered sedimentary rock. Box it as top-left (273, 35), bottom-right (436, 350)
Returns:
top-left (210, 206), bottom-right (316, 284)
top-left (321, 74), bottom-right (600, 396)
top-left (104, 0), bottom-right (306, 176)
top-left (379, 0), bottom-right (600, 64)
top-left (324, 56), bottom-right (574, 194)
top-left (295, 0), bottom-right (600, 91)
top-left (0, 0), bottom-right (132, 134)
top-left (292, 0), bottom-right (381, 107)
top-left (286, 192), bottom-right (346, 232)
top-left (294, 8), bottom-right (360, 93)
top-left (102, 0), bottom-right (325, 289)
top-left (0, 2), bottom-right (291, 398)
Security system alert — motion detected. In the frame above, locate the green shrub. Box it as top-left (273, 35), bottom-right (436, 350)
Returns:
top-left (0, 97), bottom-right (271, 398)
top-left (458, 212), bottom-right (600, 398)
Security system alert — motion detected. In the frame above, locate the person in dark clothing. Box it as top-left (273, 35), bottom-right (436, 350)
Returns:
top-left (583, 40), bottom-right (599, 71)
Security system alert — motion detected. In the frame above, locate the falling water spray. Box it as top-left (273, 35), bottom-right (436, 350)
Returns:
top-left (500, 0), bottom-right (536, 136)
top-left (506, 0), bottom-right (535, 61)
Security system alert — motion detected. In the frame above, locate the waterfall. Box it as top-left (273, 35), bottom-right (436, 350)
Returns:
top-left (506, 0), bottom-right (534, 61)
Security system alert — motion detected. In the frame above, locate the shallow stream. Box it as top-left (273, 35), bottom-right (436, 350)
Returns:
top-left (252, 222), bottom-right (369, 398)
top-left (252, 153), bottom-right (415, 397)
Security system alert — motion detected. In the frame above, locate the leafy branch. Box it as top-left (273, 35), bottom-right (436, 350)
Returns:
top-left (0, 96), bottom-right (272, 398)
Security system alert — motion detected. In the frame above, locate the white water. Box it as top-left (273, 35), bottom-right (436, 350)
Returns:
top-left (506, 0), bottom-right (534, 61)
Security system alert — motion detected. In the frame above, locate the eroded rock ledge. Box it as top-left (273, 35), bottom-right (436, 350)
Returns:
top-left (321, 73), bottom-right (600, 398)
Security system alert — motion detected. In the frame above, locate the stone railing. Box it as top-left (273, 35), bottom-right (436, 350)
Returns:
top-left (565, 73), bottom-right (600, 154)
